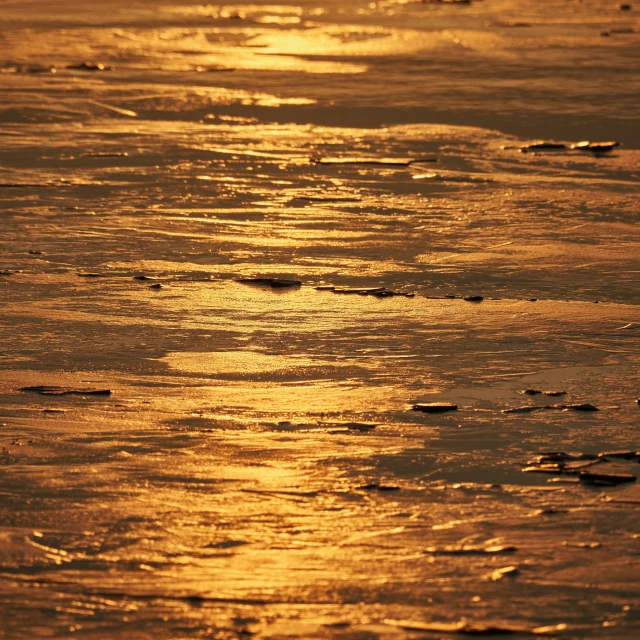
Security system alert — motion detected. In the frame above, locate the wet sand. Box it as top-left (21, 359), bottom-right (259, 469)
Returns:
top-left (1, 1), bottom-right (639, 638)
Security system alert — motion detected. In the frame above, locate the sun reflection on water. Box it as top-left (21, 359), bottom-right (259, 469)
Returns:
top-left (1, 0), bottom-right (640, 636)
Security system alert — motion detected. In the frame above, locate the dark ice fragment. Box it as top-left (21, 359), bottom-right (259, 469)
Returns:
top-left (563, 403), bottom-right (599, 411)
top-left (579, 471), bottom-right (636, 485)
top-left (571, 141), bottom-right (620, 153)
top-left (343, 422), bottom-right (377, 431)
top-left (372, 289), bottom-right (415, 298)
top-left (519, 142), bottom-right (567, 153)
top-left (534, 507), bottom-right (568, 515)
top-left (523, 464), bottom-right (563, 474)
top-left (463, 295), bottom-right (484, 302)
top-left (326, 286), bottom-right (414, 297)
top-left (358, 483), bottom-right (401, 491)
top-left (538, 451), bottom-right (572, 459)
top-left (149, 283), bottom-right (163, 289)
top-left (520, 389), bottom-right (566, 397)
top-left (507, 403), bottom-right (598, 413)
top-left (205, 539), bottom-right (247, 549)
top-left (503, 406), bottom-right (541, 414)
top-left (78, 272), bottom-right (105, 277)
top-left (537, 451), bottom-right (598, 461)
top-left (236, 278), bottom-right (301, 288)
top-left (526, 460), bottom-right (602, 475)
top-left (333, 287), bottom-right (386, 295)
top-left (412, 403), bottom-right (458, 413)
top-left (598, 451), bottom-right (640, 460)
top-left (20, 386), bottom-right (112, 396)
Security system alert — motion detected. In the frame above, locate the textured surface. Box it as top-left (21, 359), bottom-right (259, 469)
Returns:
top-left (1, 1), bottom-right (639, 638)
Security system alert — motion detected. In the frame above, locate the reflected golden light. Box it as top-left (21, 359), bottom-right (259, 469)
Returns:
top-left (1, 0), bottom-right (639, 636)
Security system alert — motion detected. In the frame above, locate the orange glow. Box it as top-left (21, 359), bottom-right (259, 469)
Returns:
top-left (1, 0), bottom-right (639, 637)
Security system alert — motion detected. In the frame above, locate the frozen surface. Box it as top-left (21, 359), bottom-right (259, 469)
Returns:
top-left (0, 1), bottom-right (639, 638)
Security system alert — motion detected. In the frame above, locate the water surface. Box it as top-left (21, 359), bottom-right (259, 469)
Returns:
top-left (1, 1), bottom-right (639, 638)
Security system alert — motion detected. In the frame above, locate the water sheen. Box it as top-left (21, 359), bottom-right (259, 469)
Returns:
top-left (0, 1), bottom-right (639, 638)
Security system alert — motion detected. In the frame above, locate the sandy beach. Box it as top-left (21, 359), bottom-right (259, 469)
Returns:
top-left (1, 1), bottom-right (639, 638)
